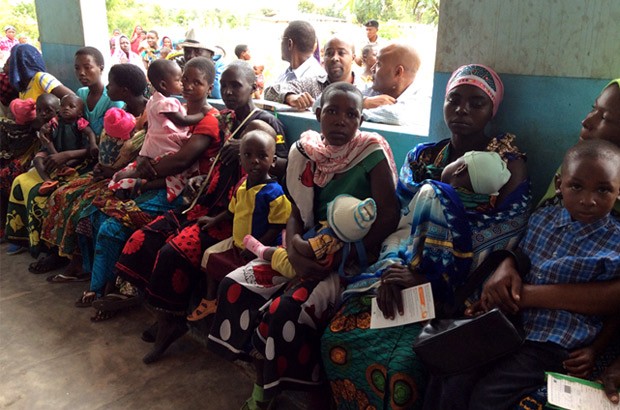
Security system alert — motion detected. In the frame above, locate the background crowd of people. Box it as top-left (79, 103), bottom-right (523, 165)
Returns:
top-left (1, 16), bottom-right (619, 410)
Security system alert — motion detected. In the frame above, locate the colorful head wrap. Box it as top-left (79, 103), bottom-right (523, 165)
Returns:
top-left (104, 107), bottom-right (136, 140)
top-left (446, 64), bottom-right (504, 117)
top-left (9, 98), bottom-right (36, 125)
top-left (8, 44), bottom-right (46, 92)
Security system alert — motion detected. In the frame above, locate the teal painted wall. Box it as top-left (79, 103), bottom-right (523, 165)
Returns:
top-left (274, 111), bottom-right (429, 168)
top-left (432, 0), bottom-right (619, 202)
top-left (436, 0), bottom-right (620, 78)
top-left (34, 0), bottom-right (110, 92)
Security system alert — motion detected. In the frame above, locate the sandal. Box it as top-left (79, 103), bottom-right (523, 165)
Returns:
top-left (186, 298), bottom-right (217, 321)
top-left (56, 166), bottom-right (76, 177)
top-left (38, 180), bottom-right (59, 196)
top-left (29, 254), bottom-right (70, 274)
top-left (75, 291), bottom-right (96, 308)
top-left (47, 273), bottom-right (90, 283)
top-left (91, 293), bottom-right (142, 312)
top-left (90, 310), bottom-right (117, 322)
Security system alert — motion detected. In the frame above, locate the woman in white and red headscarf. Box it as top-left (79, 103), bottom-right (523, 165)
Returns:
top-left (111, 35), bottom-right (146, 74)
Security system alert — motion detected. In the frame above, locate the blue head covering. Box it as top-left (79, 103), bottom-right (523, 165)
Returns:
top-left (8, 44), bottom-right (46, 92)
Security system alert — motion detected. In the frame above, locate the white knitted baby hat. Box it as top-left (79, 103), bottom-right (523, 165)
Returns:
top-left (463, 151), bottom-right (511, 195)
top-left (327, 195), bottom-right (377, 242)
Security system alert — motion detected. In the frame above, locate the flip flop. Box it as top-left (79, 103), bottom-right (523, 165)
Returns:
top-left (46, 273), bottom-right (90, 283)
top-left (91, 293), bottom-right (141, 312)
top-left (38, 180), bottom-right (59, 196)
top-left (56, 166), bottom-right (76, 177)
top-left (186, 298), bottom-right (217, 322)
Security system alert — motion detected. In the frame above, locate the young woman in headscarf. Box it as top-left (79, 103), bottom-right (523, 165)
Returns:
top-left (111, 35), bottom-right (146, 74)
top-left (0, 44), bottom-right (72, 242)
top-left (320, 64), bottom-right (531, 410)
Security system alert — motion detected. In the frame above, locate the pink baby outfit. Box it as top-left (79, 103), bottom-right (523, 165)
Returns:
top-left (108, 92), bottom-right (195, 202)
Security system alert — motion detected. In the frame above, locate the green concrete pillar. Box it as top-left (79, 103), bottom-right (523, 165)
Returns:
top-left (34, 0), bottom-right (109, 91)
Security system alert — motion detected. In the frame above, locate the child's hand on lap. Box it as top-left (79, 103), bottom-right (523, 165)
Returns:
top-left (563, 346), bottom-right (596, 379)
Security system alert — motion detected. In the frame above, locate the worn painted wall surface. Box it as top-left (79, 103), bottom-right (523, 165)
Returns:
top-left (429, 0), bottom-right (619, 201)
top-left (35, 0), bottom-right (109, 91)
top-left (436, 0), bottom-right (619, 78)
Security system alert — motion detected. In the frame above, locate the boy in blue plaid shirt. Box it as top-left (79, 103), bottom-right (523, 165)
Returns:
top-left (425, 139), bottom-right (620, 410)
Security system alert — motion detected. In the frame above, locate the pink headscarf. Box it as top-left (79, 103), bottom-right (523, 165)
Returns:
top-left (104, 107), bottom-right (136, 140)
top-left (446, 64), bottom-right (504, 117)
top-left (9, 98), bottom-right (36, 125)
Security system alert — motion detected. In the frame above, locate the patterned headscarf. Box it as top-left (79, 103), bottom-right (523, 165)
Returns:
top-left (8, 44), bottom-right (46, 92)
top-left (446, 64), bottom-right (504, 117)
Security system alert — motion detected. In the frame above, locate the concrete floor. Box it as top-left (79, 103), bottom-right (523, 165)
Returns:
top-left (0, 243), bottom-right (309, 410)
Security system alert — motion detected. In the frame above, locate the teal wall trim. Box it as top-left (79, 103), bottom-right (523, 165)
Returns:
top-left (39, 43), bottom-right (83, 91)
top-left (275, 111), bottom-right (430, 167)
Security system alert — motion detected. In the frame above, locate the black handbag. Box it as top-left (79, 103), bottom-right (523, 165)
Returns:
top-left (412, 250), bottom-right (526, 376)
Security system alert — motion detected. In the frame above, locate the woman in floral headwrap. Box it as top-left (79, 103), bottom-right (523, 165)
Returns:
top-left (0, 44), bottom-right (72, 242)
top-left (320, 64), bottom-right (531, 410)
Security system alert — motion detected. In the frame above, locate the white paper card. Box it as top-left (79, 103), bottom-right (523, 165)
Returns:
top-left (370, 283), bottom-right (435, 329)
top-left (547, 372), bottom-right (620, 410)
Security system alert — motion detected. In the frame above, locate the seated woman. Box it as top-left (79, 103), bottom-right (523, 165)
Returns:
top-left (207, 82), bottom-right (400, 410)
top-left (0, 44), bottom-right (73, 245)
top-left (320, 64), bottom-right (530, 410)
top-left (113, 61), bottom-right (288, 357)
top-left (5, 46), bottom-right (122, 263)
top-left (476, 78), bottom-right (620, 409)
top-left (40, 63), bottom-right (149, 284)
top-left (74, 47), bottom-right (124, 138)
top-left (74, 57), bottom-right (221, 321)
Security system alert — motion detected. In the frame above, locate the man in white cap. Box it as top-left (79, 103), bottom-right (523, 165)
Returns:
top-left (175, 29), bottom-right (223, 98)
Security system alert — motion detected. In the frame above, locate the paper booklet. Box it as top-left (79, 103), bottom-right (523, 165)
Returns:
top-left (370, 283), bottom-right (435, 329)
top-left (546, 372), bottom-right (620, 409)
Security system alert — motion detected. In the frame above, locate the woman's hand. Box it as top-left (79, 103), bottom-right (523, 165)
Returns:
top-left (43, 152), bottom-right (70, 173)
top-left (287, 233), bottom-right (330, 281)
top-left (563, 347), bottom-right (595, 379)
top-left (197, 216), bottom-right (216, 231)
top-left (481, 257), bottom-right (522, 314)
top-left (376, 263), bottom-right (418, 319)
top-left (220, 139), bottom-right (240, 166)
top-left (134, 156), bottom-right (157, 179)
top-left (92, 163), bottom-right (115, 182)
top-left (464, 300), bottom-right (487, 317)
